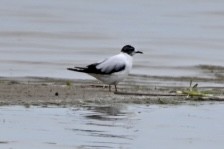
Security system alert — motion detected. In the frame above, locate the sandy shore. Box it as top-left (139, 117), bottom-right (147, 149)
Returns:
top-left (0, 74), bottom-right (224, 106)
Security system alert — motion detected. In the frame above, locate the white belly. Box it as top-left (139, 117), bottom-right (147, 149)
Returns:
top-left (90, 70), bottom-right (129, 85)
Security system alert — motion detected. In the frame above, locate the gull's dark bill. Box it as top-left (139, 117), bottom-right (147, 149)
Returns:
top-left (135, 51), bottom-right (143, 54)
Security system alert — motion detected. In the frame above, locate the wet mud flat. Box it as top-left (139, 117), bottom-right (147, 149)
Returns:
top-left (0, 72), bottom-right (224, 106)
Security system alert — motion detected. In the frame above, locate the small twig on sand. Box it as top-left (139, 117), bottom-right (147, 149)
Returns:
top-left (114, 92), bottom-right (183, 97)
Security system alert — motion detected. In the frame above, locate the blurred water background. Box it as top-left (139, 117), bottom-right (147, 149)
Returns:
top-left (0, 0), bottom-right (224, 79)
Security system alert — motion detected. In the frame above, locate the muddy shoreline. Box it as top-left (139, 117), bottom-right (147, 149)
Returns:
top-left (0, 74), bottom-right (223, 106)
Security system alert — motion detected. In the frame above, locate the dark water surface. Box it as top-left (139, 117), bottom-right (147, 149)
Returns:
top-left (0, 104), bottom-right (224, 149)
top-left (0, 0), bottom-right (224, 79)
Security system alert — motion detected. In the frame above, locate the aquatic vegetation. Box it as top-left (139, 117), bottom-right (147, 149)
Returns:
top-left (176, 80), bottom-right (213, 98)
top-left (66, 80), bottom-right (73, 87)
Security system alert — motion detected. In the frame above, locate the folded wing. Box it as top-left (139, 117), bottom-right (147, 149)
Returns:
top-left (87, 54), bottom-right (126, 74)
top-left (68, 54), bottom-right (126, 74)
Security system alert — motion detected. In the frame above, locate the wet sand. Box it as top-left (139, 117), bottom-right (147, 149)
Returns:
top-left (1, 73), bottom-right (223, 106)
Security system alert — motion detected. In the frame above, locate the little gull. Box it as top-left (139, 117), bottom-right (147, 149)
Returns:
top-left (67, 45), bottom-right (143, 92)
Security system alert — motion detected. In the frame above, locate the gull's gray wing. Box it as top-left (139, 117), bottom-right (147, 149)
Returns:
top-left (86, 54), bottom-right (126, 74)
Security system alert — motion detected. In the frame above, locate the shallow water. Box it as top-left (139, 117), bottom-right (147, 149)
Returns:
top-left (0, 0), bottom-right (224, 79)
top-left (1, 103), bottom-right (224, 149)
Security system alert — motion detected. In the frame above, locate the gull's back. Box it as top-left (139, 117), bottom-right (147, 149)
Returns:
top-left (96, 53), bottom-right (132, 74)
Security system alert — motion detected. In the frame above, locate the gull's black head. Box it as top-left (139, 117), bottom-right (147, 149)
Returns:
top-left (121, 45), bottom-right (143, 56)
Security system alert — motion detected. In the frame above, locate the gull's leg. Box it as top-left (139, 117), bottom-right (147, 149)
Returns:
top-left (109, 85), bottom-right (111, 92)
top-left (114, 85), bottom-right (117, 92)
